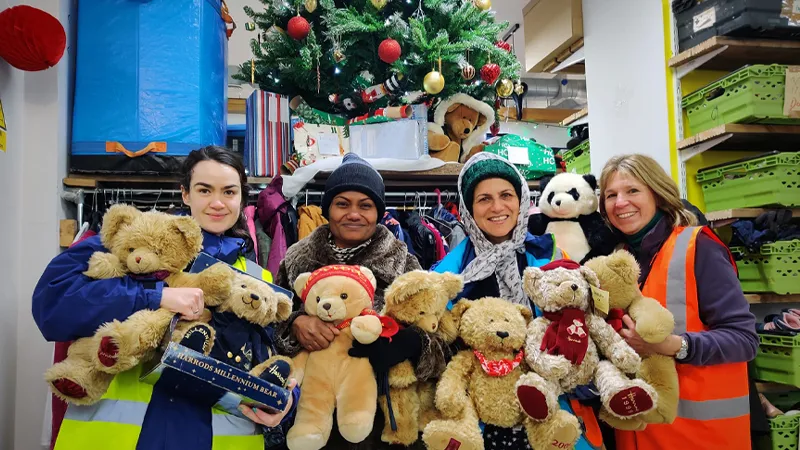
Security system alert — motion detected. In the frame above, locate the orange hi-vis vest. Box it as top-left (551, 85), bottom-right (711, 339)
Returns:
top-left (616, 226), bottom-right (750, 450)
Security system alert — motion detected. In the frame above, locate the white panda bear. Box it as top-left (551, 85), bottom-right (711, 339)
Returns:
top-left (529, 172), bottom-right (618, 263)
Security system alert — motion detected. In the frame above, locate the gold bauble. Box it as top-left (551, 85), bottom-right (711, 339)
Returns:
top-left (461, 64), bottom-right (476, 80)
top-left (304, 0), bottom-right (317, 13)
top-left (371, 0), bottom-right (388, 10)
top-left (474, 0), bottom-right (491, 11)
top-left (514, 81), bottom-right (525, 95)
top-left (333, 49), bottom-right (346, 63)
top-left (423, 71), bottom-right (445, 94)
top-left (496, 79), bottom-right (514, 98)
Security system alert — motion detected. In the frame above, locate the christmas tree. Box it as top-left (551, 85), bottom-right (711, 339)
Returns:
top-left (236, 0), bottom-right (520, 117)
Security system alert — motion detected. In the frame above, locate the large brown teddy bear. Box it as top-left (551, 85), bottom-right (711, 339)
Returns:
top-left (287, 265), bottom-right (385, 450)
top-left (367, 270), bottom-right (463, 446)
top-left (44, 205), bottom-right (234, 405)
top-left (584, 250), bottom-right (678, 430)
top-left (515, 260), bottom-right (658, 450)
top-left (428, 93), bottom-right (495, 163)
top-left (423, 297), bottom-right (571, 450)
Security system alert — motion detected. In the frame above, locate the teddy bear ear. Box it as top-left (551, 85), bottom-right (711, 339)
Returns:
top-left (605, 250), bottom-right (641, 284)
top-left (450, 299), bottom-right (472, 321)
top-left (439, 273), bottom-right (465, 300)
top-left (517, 305), bottom-right (534, 324)
top-left (580, 266), bottom-right (601, 288)
top-left (100, 204), bottom-right (141, 245)
top-left (476, 113), bottom-right (488, 127)
top-left (522, 267), bottom-right (544, 297)
top-left (170, 216), bottom-right (204, 254)
top-left (446, 103), bottom-right (462, 113)
top-left (357, 266), bottom-right (378, 290)
top-left (293, 272), bottom-right (312, 297)
top-left (275, 294), bottom-right (292, 322)
top-left (583, 174), bottom-right (598, 191)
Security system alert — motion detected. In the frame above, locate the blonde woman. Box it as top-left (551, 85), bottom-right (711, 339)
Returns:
top-left (598, 154), bottom-right (757, 450)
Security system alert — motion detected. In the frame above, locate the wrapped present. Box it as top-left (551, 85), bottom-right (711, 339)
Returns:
top-left (483, 134), bottom-right (556, 180)
top-left (245, 91), bottom-right (292, 177)
top-left (290, 119), bottom-right (349, 167)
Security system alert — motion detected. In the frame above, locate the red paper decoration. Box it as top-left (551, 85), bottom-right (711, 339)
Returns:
top-left (287, 16), bottom-right (310, 40)
top-left (0, 6), bottom-right (66, 71)
top-left (378, 38), bottom-right (401, 64)
top-left (495, 40), bottom-right (511, 52)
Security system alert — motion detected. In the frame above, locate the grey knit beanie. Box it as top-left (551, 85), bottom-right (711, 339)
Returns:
top-left (321, 153), bottom-right (386, 219)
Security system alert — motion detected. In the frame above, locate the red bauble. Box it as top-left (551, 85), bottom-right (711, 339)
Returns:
top-left (287, 16), bottom-right (310, 40)
top-left (378, 38), bottom-right (401, 64)
top-left (480, 63), bottom-right (501, 85)
top-left (0, 6), bottom-right (66, 71)
top-left (495, 40), bottom-right (511, 52)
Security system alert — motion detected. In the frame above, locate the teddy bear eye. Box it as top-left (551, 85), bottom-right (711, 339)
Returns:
top-left (340, 293), bottom-right (348, 300)
top-left (241, 284), bottom-right (247, 289)
top-left (316, 296), bottom-right (320, 302)
top-left (489, 319), bottom-right (494, 323)
top-left (129, 248), bottom-right (134, 253)
top-left (419, 311), bottom-right (425, 315)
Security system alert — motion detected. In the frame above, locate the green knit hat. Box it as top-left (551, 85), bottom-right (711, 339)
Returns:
top-left (460, 159), bottom-right (523, 213)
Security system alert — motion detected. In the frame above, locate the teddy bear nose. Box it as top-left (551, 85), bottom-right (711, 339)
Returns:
top-left (555, 200), bottom-right (562, 206)
top-left (322, 303), bottom-right (332, 311)
top-left (135, 257), bottom-right (141, 264)
top-left (496, 331), bottom-right (509, 339)
top-left (571, 284), bottom-right (578, 291)
top-left (250, 293), bottom-right (260, 301)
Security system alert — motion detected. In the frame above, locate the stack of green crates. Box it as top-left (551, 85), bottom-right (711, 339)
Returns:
top-left (562, 140), bottom-right (591, 175)
top-left (682, 65), bottom-right (800, 135)
top-left (767, 415), bottom-right (800, 450)
top-left (754, 333), bottom-right (800, 388)
top-left (696, 152), bottom-right (800, 212)
top-left (730, 240), bottom-right (800, 295)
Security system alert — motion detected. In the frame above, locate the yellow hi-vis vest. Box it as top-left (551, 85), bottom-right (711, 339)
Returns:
top-left (55, 257), bottom-right (274, 450)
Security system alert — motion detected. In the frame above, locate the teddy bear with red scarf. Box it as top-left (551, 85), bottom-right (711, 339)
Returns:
top-left (286, 265), bottom-right (399, 450)
top-left (515, 259), bottom-right (659, 450)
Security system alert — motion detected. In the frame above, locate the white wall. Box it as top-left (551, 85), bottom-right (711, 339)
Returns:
top-left (0, 1), bottom-right (71, 449)
top-left (581, 0), bottom-right (672, 174)
top-left (227, 0), bottom-right (262, 101)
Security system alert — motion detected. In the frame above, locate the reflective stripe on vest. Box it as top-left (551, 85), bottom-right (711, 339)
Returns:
top-left (233, 257), bottom-right (273, 283)
top-left (64, 399), bottom-right (257, 436)
top-left (616, 226), bottom-right (750, 450)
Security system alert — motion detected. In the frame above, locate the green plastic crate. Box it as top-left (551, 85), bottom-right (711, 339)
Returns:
top-left (754, 333), bottom-right (800, 388)
top-left (682, 65), bottom-right (800, 135)
top-left (696, 152), bottom-right (800, 212)
top-left (562, 140), bottom-right (591, 175)
top-left (769, 415), bottom-right (800, 450)
top-left (730, 240), bottom-right (800, 294)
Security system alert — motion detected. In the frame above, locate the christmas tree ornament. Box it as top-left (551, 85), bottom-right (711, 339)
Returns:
top-left (0, 5), bottom-right (66, 71)
top-left (461, 63), bottom-right (476, 80)
top-left (424, 58), bottom-right (445, 95)
top-left (378, 39), bottom-right (401, 64)
top-left (371, 0), bottom-right (389, 10)
top-left (333, 49), bottom-right (346, 63)
top-left (480, 61), bottom-right (500, 85)
top-left (514, 80), bottom-right (525, 96)
top-left (496, 79), bottom-right (513, 98)
top-left (473, 0), bottom-right (491, 11)
top-left (495, 40), bottom-right (511, 52)
top-left (287, 16), bottom-right (310, 40)
top-left (305, 0), bottom-right (318, 13)
top-left (245, 22), bottom-right (256, 31)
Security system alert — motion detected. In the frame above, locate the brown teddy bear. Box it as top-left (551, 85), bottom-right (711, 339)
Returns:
top-left (583, 250), bottom-right (678, 430)
top-left (423, 297), bottom-right (559, 450)
top-left (516, 259), bottom-right (658, 449)
top-left (365, 270), bottom-right (464, 446)
top-left (428, 93), bottom-right (495, 163)
top-left (44, 205), bottom-right (234, 405)
top-left (286, 265), bottom-right (386, 450)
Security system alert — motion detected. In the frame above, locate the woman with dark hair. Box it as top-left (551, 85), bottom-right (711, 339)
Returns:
top-left (32, 146), bottom-right (296, 450)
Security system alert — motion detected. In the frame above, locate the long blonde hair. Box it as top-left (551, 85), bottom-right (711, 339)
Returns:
top-left (599, 154), bottom-right (697, 228)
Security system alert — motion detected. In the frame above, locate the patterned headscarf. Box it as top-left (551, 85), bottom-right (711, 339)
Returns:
top-left (458, 153), bottom-right (531, 307)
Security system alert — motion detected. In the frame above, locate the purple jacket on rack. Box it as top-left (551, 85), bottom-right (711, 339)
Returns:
top-left (257, 176), bottom-right (291, 276)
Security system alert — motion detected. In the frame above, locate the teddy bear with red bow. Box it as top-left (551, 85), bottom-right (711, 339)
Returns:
top-left (515, 260), bottom-right (659, 450)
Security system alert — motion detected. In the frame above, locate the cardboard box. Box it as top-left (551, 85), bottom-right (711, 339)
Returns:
top-left (523, 0), bottom-right (583, 73)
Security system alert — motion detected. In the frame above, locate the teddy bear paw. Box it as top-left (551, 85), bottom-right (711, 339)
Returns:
top-left (546, 410), bottom-right (582, 449)
top-left (97, 336), bottom-right (120, 368)
top-left (252, 356), bottom-right (292, 389)
top-left (198, 263), bottom-right (235, 305)
top-left (179, 323), bottom-right (215, 354)
top-left (350, 315), bottom-right (382, 345)
top-left (607, 385), bottom-right (656, 418)
top-left (51, 378), bottom-right (88, 401)
top-left (286, 432), bottom-right (327, 450)
top-left (535, 354), bottom-right (572, 380)
top-left (610, 341), bottom-right (642, 374)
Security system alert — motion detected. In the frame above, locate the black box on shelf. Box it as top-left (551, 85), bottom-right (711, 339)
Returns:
top-left (674, 0), bottom-right (800, 52)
